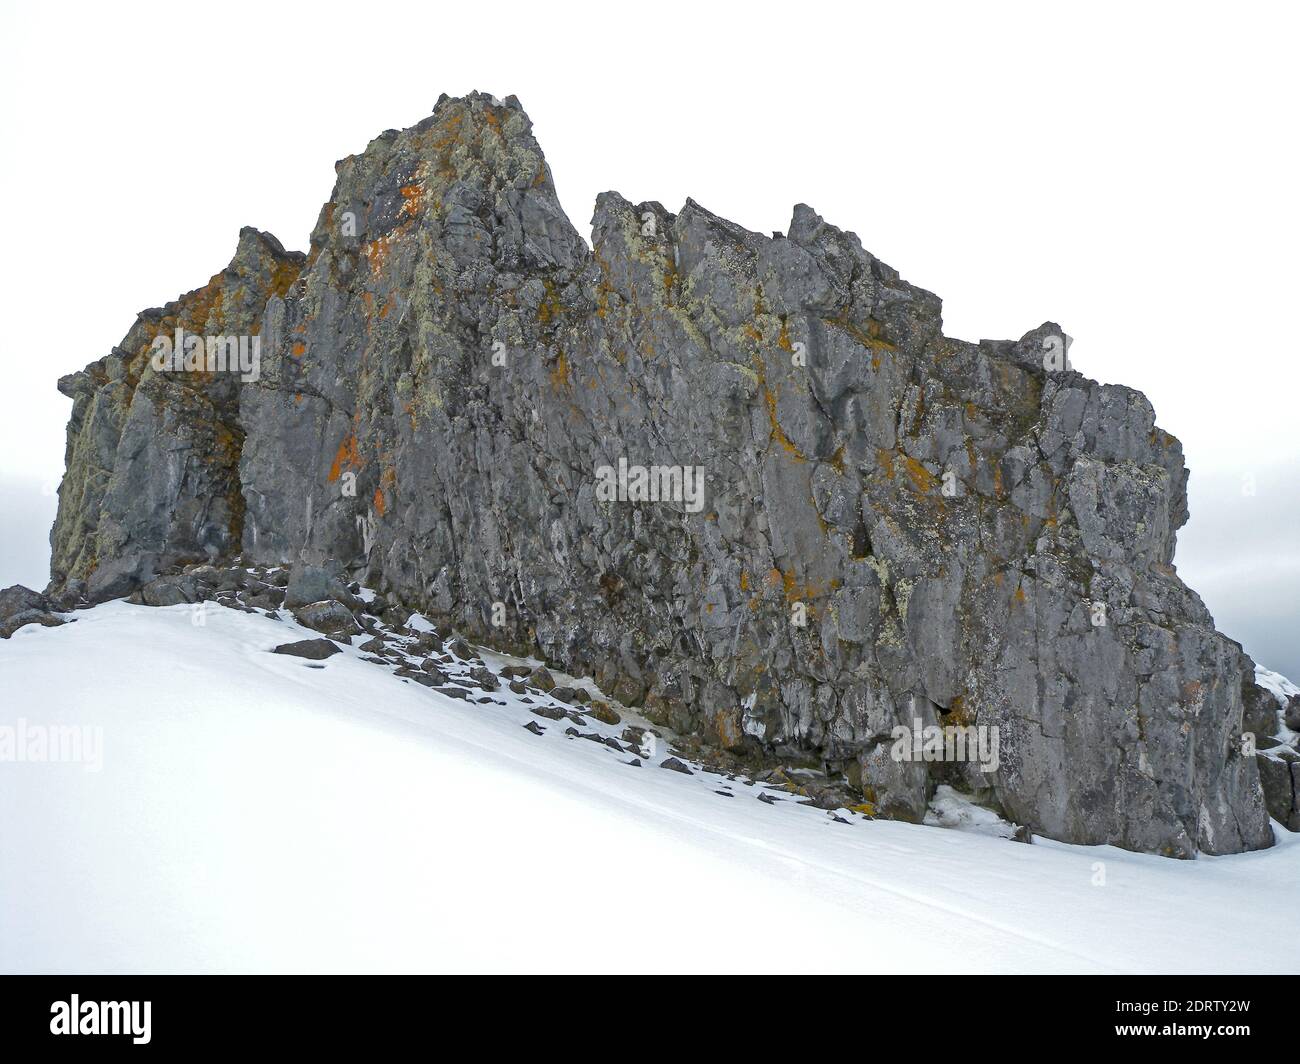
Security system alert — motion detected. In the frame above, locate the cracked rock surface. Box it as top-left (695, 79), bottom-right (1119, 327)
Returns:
top-left (48, 92), bottom-right (1282, 856)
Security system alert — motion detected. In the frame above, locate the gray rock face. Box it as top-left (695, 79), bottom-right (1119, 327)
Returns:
top-left (48, 93), bottom-right (1280, 856)
top-left (50, 229), bottom-right (303, 602)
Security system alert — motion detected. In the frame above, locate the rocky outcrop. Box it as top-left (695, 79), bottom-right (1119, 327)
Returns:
top-left (49, 92), bottom-right (1280, 856)
top-left (51, 229), bottom-right (303, 602)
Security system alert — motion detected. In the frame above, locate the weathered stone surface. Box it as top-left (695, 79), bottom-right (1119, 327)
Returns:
top-left (271, 638), bottom-right (341, 660)
top-left (292, 600), bottom-right (360, 640)
top-left (0, 585), bottom-right (63, 638)
top-left (0, 608), bottom-right (61, 639)
top-left (1, 585), bottom-right (50, 617)
top-left (1257, 747), bottom-right (1300, 832)
top-left (284, 562), bottom-right (361, 610)
top-left (1243, 679), bottom-right (1284, 744)
top-left (527, 667), bottom-right (556, 693)
top-left (50, 229), bottom-right (303, 601)
top-left (135, 573), bottom-right (206, 606)
top-left (48, 92), bottom-right (1281, 856)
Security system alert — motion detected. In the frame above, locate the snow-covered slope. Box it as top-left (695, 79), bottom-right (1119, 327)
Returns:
top-left (2, 601), bottom-right (1297, 974)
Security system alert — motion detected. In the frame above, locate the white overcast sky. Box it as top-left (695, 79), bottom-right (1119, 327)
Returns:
top-left (0, 0), bottom-right (1295, 674)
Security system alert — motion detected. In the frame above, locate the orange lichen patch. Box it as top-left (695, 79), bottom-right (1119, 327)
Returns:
top-left (829, 315), bottom-right (896, 353)
top-left (430, 110), bottom-right (465, 152)
top-left (291, 342), bottom-right (306, 358)
top-left (946, 694), bottom-right (973, 728)
top-left (743, 323), bottom-right (762, 343)
top-left (777, 318), bottom-right (793, 353)
top-left (739, 570), bottom-right (750, 592)
top-left (992, 463), bottom-right (1006, 500)
top-left (373, 487), bottom-right (386, 517)
top-left (537, 279), bottom-right (563, 325)
top-left (662, 262), bottom-right (677, 297)
top-left (327, 433), bottom-right (361, 482)
top-left (270, 259), bottom-right (302, 300)
top-left (183, 275), bottom-right (226, 336)
top-left (362, 231), bottom-right (399, 274)
top-left (1014, 584), bottom-right (1027, 605)
top-left (379, 296), bottom-right (394, 319)
top-left (782, 569), bottom-right (797, 601)
top-left (595, 277), bottom-right (614, 319)
top-left (778, 570), bottom-right (821, 606)
top-left (399, 182), bottom-right (425, 219)
top-left (766, 390), bottom-right (804, 459)
top-left (828, 446), bottom-right (846, 475)
top-left (993, 571), bottom-right (1005, 587)
top-left (901, 456), bottom-right (936, 494)
top-left (549, 350), bottom-right (570, 391)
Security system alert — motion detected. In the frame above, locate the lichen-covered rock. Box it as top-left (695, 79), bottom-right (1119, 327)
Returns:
top-left (51, 229), bottom-right (303, 601)
top-left (48, 93), bottom-right (1278, 856)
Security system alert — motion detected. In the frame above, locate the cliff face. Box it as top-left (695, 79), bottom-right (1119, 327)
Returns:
top-left (50, 93), bottom-right (1275, 856)
top-left (52, 229), bottom-right (303, 597)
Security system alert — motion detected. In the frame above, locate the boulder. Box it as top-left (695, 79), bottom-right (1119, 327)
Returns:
top-left (272, 638), bottom-right (341, 660)
top-left (293, 600), bottom-right (361, 640)
top-left (1257, 747), bottom-right (1300, 832)
top-left (0, 585), bottom-right (64, 638)
top-left (284, 563), bottom-right (361, 611)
